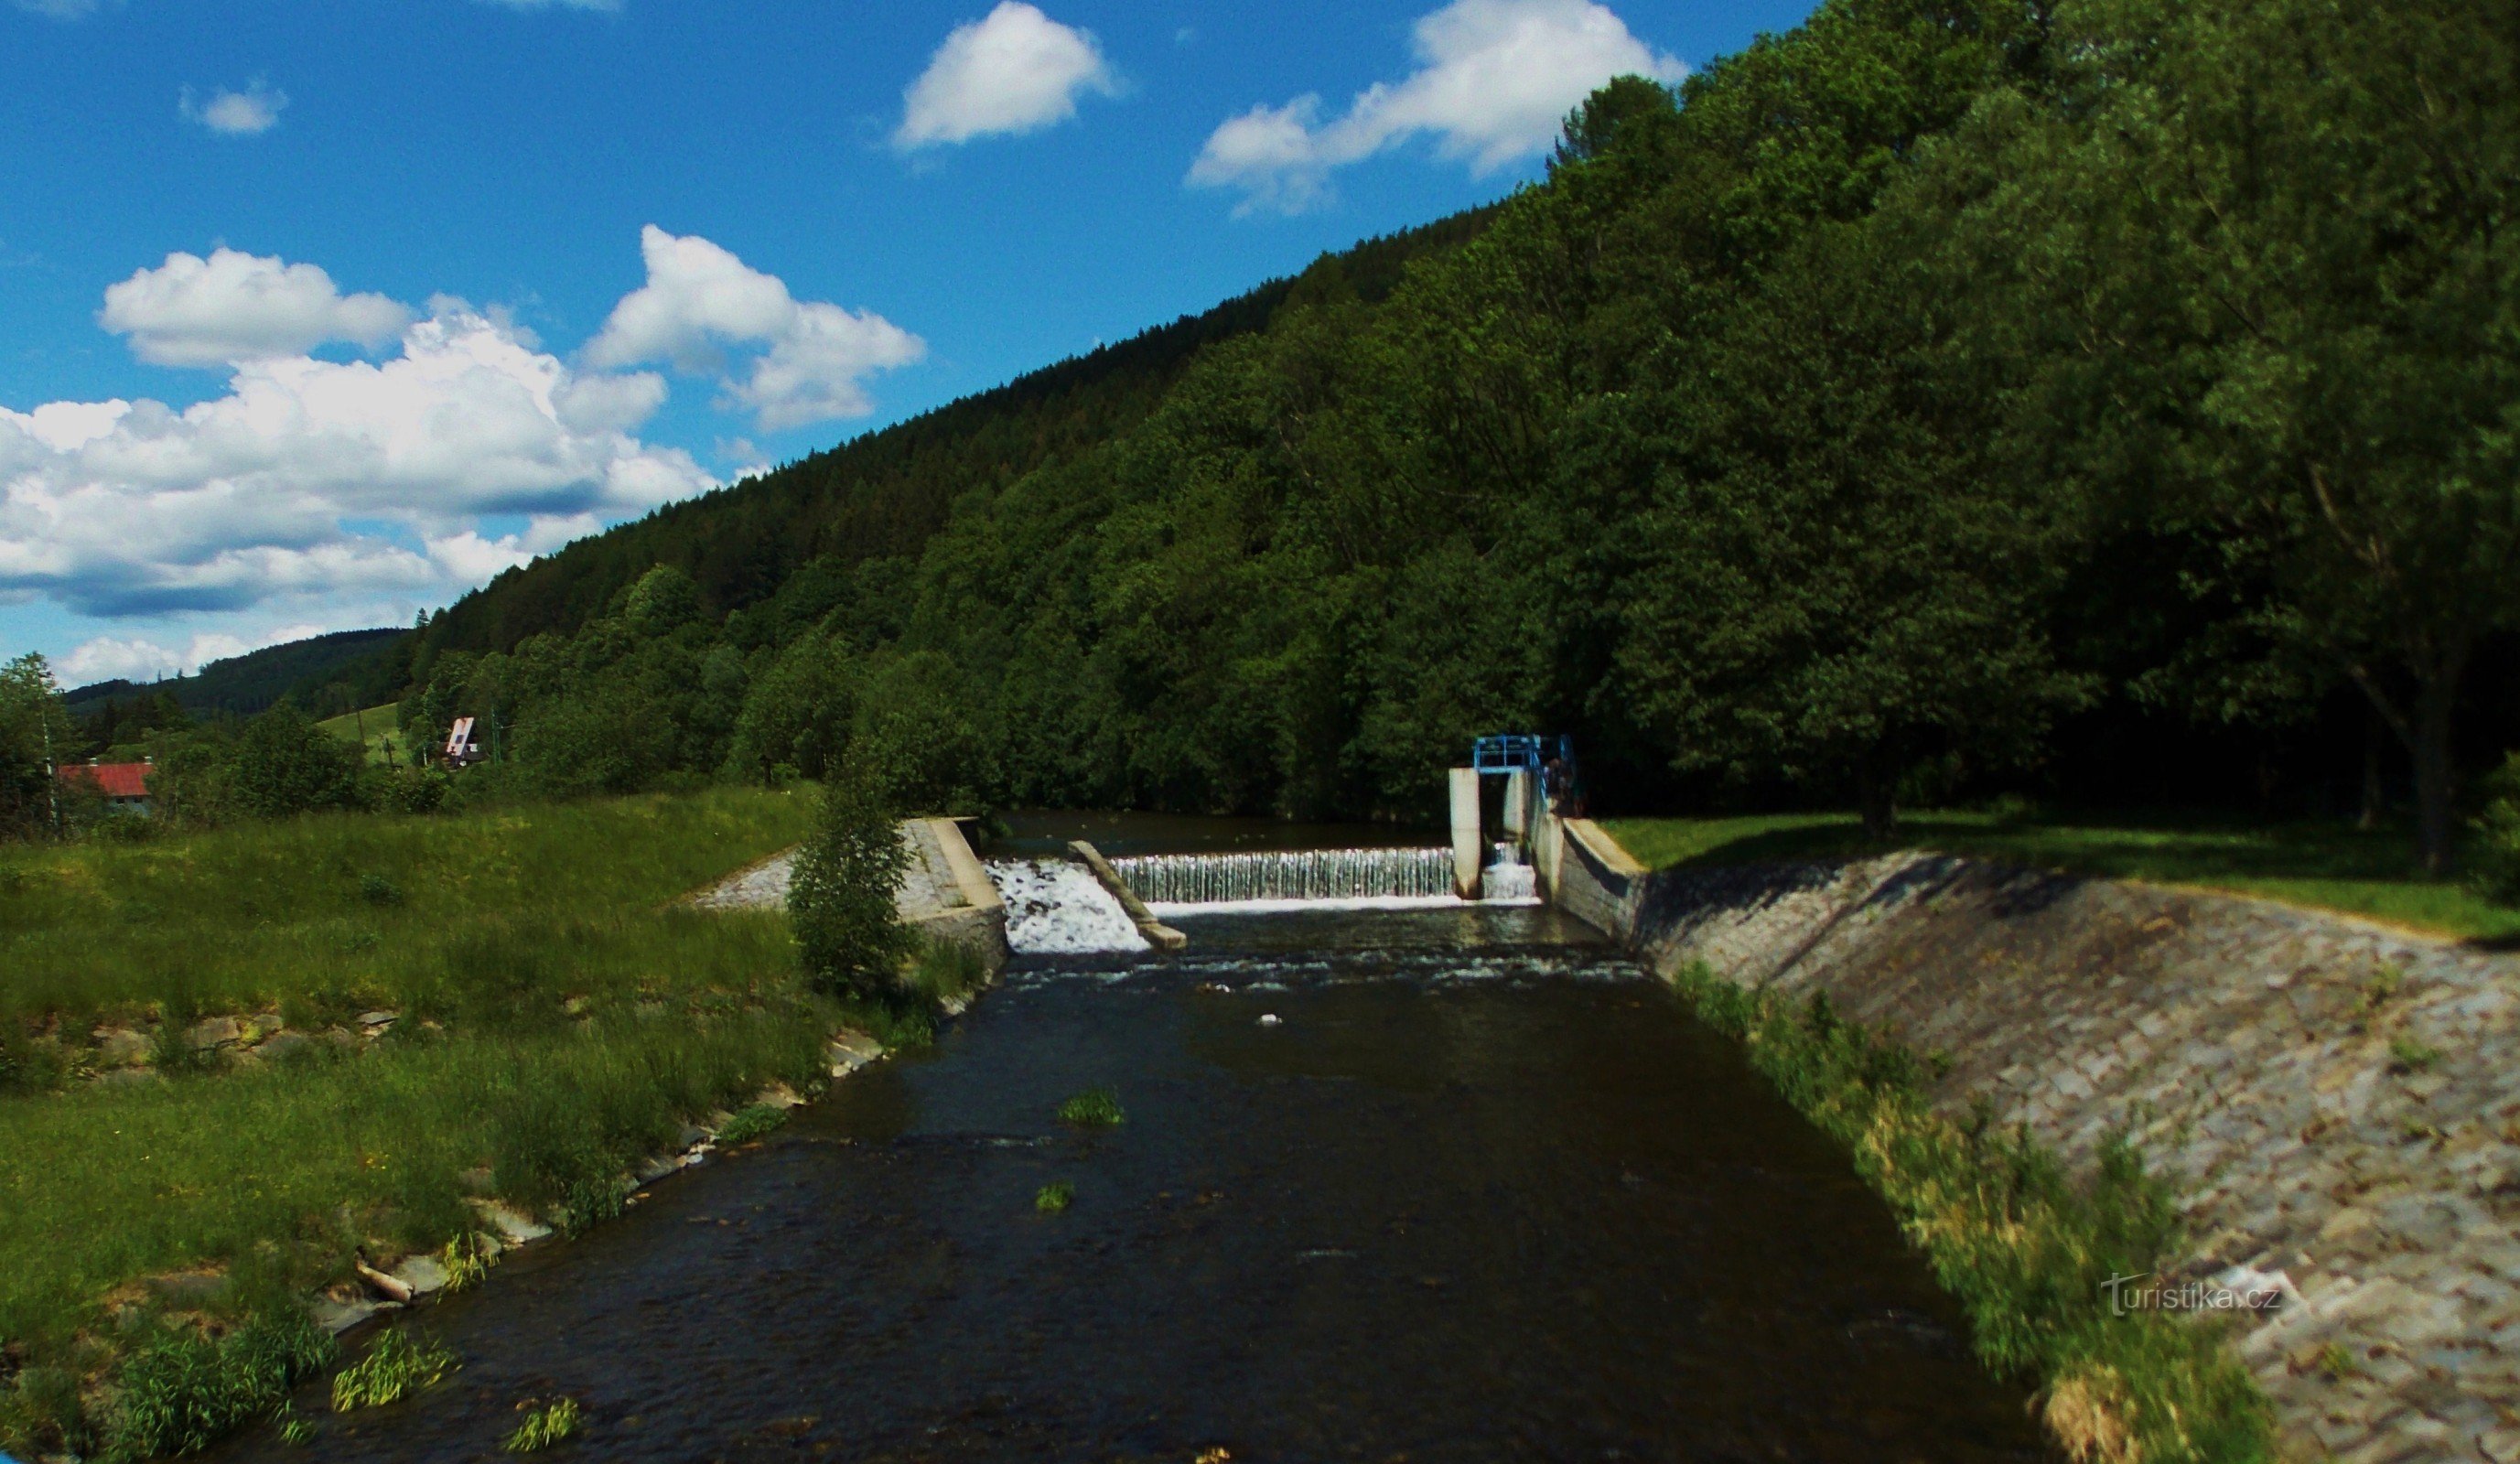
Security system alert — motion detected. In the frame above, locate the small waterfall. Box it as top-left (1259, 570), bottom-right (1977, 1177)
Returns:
top-left (1114, 847), bottom-right (1456, 906)
top-left (986, 859), bottom-right (1151, 954)
top-left (1481, 840), bottom-right (1537, 900)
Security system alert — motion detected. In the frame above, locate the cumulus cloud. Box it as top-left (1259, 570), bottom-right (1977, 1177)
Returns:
top-left (1, 299), bottom-right (710, 622)
top-left (181, 79), bottom-right (288, 136)
top-left (587, 226), bottom-right (923, 431)
top-left (101, 249), bottom-right (414, 368)
top-left (896, 2), bottom-right (1117, 149)
top-left (1189, 0), bottom-right (1683, 212)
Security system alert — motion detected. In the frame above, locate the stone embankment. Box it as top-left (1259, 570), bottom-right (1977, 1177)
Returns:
top-left (1573, 847), bottom-right (2520, 1464)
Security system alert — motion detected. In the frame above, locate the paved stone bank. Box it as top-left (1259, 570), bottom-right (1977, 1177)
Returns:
top-left (1620, 854), bottom-right (2520, 1464)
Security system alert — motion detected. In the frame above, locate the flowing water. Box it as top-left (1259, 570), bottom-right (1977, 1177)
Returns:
top-left (211, 834), bottom-right (2052, 1464)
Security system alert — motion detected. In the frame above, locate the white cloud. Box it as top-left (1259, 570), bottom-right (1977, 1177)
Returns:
top-left (1189, 0), bottom-right (1683, 212)
top-left (101, 249), bottom-right (413, 368)
top-left (2, 298), bottom-right (710, 621)
top-left (181, 80), bottom-right (288, 136)
top-left (587, 226), bottom-right (923, 431)
top-left (896, 2), bottom-right (1117, 149)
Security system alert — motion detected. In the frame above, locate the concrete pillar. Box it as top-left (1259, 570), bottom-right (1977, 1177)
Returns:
top-left (1502, 769), bottom-right (1532, 842)
top-left (1449, 768), bottom-right (1482, 899)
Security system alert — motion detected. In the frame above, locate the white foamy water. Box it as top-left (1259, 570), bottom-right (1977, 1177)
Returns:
top-left (986, 858), bottom-right (1151, 954)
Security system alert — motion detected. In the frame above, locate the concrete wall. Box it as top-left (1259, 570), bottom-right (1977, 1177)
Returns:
top-left (902, 818), bottom-right (1010, 974)
top-left (1617, 847), bottom-right (2520, 1464)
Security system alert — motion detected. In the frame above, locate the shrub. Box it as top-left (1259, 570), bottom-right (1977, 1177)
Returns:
top-left (231, 706), bottom-right (364, 820)
top-left (329, 1327), bottom-right (458, 1412)
top-left (789, 767), bottom-right (910, 1001)
top-left (382, 767), bottom-right (450, 815)
top-left (1035, 1181), bottom-right (1074, 1213)
top-left (2471, 753), bottom-right (2520, 903)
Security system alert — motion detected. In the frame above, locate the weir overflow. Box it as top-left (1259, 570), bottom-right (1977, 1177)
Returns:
top-left (1111, 847), bottom-right (1457, 905)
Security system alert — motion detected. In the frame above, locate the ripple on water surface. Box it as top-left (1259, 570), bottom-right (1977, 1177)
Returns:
top-left (213, 915), bottom-right (2055, 1464)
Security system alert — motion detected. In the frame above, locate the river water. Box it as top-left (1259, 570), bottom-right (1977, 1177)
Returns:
top-left (216, 841), bottom-right (2052, 1463)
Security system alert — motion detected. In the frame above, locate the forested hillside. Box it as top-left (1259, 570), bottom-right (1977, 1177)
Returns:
top-left (65, 629), bottom-right (408, 722)
top-left (383, 0), bottom-right (2517, 874)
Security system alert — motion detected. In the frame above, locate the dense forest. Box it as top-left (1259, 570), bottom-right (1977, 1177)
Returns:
top-left (13, 0), bottom-right (2517, 878)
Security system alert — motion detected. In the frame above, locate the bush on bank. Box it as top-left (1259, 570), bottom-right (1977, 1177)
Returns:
top-left (1673, 964), bottom-right (2273, 1464)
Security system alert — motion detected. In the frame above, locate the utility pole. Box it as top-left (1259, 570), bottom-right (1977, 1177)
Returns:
top-left (41, 710), bottom-right (59, 835)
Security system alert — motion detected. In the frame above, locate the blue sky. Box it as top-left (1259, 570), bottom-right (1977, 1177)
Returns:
top-left (0, 0), bottom-right (1811, 688)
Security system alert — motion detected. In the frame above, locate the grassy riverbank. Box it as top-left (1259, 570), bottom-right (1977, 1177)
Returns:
top-left (1600, 811), bottom-right (2520, 943)
top-left (0, 789), bottom-right (825, 1458)
top-left (1672, 964), bottom-right (2272, 1464)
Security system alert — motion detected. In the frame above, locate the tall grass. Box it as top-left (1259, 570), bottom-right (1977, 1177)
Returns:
top-left (1673, 964), bottom-right (2271, 1464)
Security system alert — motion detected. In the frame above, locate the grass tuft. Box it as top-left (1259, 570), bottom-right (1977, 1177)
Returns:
top-left (504, 1396), bottom-right (582, 1452)
top-left (1035, 1181), bottom-right (1074, 1213)
top-left (329, 1327), bottom-right (458, 1412)
top-left (716, 1103), bottom-right (789, 1146)
top-left (1055, 1088), bottom-right (1125, 1127)
top-left (1672, 964), bottom-right (2273, 1464)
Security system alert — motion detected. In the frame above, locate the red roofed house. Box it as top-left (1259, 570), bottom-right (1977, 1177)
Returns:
top-left (60, 759), bottom-right (155, 815)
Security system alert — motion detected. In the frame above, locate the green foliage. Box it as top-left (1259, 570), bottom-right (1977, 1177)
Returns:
top-left (2387, 1034), bottom-right (2444, 1074)
top-left (1055, 1088), bottom-right (1124, 1127)
top-left (0, 652), bottom-right (72, 840)
top-left (716, 1102), bottom-right (788, 1145)
top-left (504, 1397), bottom-right (582, 1452)
top-left (106, 1311), bottom-right (336, 1459)
top-left (1673, 964), bottom-right (2272, 1464)
top-left (2472, 755), bottom-right (2520, 904)
top-left (329, 1327), bottom-right (458, 1412)
top-left (1034, 1181), bottom-right (1074, 1213)
top-left (789, 769), bottom-right (911, 1001)
top-left (231, 705), bottom-right (365, 820)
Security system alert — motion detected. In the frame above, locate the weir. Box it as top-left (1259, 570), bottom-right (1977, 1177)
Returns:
top-left (1111, 846), bottom-right (1458, 906)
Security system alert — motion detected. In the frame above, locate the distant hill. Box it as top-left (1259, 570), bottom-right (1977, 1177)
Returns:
top-left (66, 628), bottom-right (410, 720)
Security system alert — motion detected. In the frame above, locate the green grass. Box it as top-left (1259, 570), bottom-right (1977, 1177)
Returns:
top-left (1674, 966), bottom-right (2272, 1464)
top-left (1054, 1088), bottom-right (1125, 1127)
top-left (715, 1103), bottom-right (790, 1146)
top-left (316, 704), bottom-right (409, 767)
top-left (0, 787), bottom-right (832, 1459)
top-left (1034, 1181), bottom-right (1074, 1213)
top-left (329, 1327), bottom-right (458, 1411)
top-left (1599, 810), bottom-right (2520, 943)
top-left (0, 785), bottom-right (814, 1028)
top-left (504, 1396), bottom-right (582, 1452)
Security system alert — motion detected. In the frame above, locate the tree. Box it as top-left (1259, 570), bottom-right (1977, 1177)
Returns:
top-left (1621, 206), bottom-right (2092, 836)
top-left (789, 765), bottom-right (911, 1001)
top-left (0, 654), bottom-right (72, 839)
top-left (2000, 0), bottom-right (2520, 872)
top-left (229, 705), bottom-right (363, 818)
